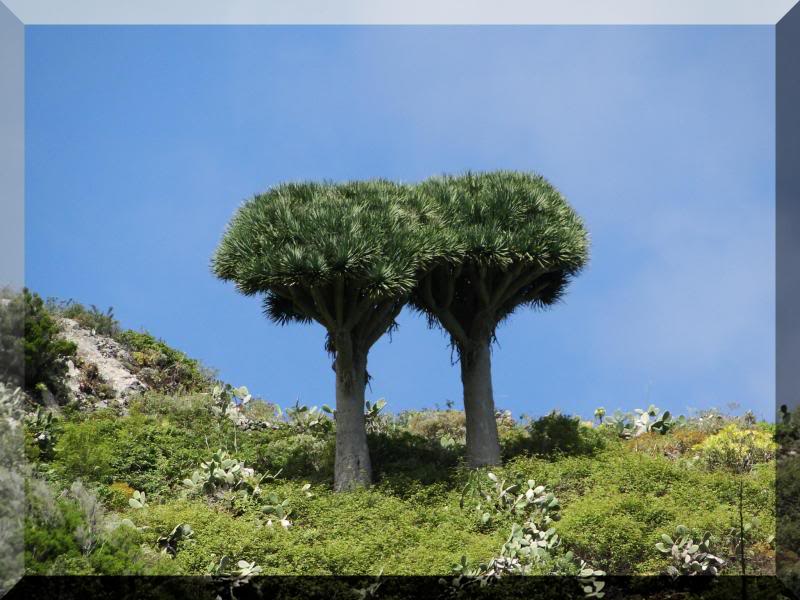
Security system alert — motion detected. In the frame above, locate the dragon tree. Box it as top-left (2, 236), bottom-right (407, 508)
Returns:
top-left (212, 180), bottom-right (441, 491)
top-left (411, 171), bottom-right (589, 467)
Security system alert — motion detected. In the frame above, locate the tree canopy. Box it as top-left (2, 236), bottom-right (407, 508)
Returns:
top-left (410, 170), bottom-right (590, 347)
top-left (212, 180), bottom-right (448, 348)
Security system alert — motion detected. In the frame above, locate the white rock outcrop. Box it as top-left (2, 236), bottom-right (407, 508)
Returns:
top-left (58, 318), bottom-right (146, 406)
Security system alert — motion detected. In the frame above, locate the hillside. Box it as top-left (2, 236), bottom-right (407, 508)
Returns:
top-left (1, 290), bottom-right (797, 598)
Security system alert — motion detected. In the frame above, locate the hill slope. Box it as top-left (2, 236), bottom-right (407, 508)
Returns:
top-left (2, 292), bottom-right (792, 594)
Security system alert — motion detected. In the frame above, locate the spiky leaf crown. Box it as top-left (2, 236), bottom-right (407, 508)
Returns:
top-left (212, 180), bottom-right (445, 325)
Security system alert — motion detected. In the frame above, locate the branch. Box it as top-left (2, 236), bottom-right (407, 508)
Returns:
top-left (283, 286), bottom-right (322, 323)
top-left (497, 266), bottom-right (550, 307)
top-left (517, 279), bottom-right (553, 306)
top-left (362, 300), bottom-right (403, 349)
top-left (310, 286), bottom-right (336, 329)
top-left (421, 272), bottom-right (468, 345)
top-left (344, 291), bottom-right (373, 330)
top-left (443, 264), bottom-right (463, 309)
top-left (420, 274), bottom-right (440, 312)
top-left (490, 264), bottom-right (525, 307)
top-left (334, 277), bottom-right (344, 324)
top-left (474, 264), bottom-right (492, 309)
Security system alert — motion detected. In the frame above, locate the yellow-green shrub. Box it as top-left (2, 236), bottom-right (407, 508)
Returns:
top-left (694, 424), bottom-right (777, 472)
top-left (404, 410), bottom-right (465, 441)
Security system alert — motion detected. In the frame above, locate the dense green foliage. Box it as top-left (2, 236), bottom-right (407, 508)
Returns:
top-left (410, 171), bottom-right (590, 337)
top-left (3, 286), bottom-right (786, 588)
top-left (0, 289), bottom-right (77, 399)
top-left (212, 180), bottom-right (446, 313)
top-left (22, 389), bottom-right (779, 578)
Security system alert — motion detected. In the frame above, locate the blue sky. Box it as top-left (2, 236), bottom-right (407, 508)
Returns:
top-left (25, 26), bottom-right (775, 421)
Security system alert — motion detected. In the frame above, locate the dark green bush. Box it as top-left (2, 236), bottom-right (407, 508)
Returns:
top-left (24, 290), bottom-right (78, 398)
top-left (54, 416), bottom-right (119, 484)
top-left (242, 432), bottom-right (334, 480)
top-left (25, 477), bottom-right (170, 575)
top-left (24, 494), bottom-right (86, 573)
top-left (0, 289), bottom-right (76, 400)
top-left (369, 430), bottom-right (462, 488)
top-left (502, 411), bottom-right (605, 458)
top-left (778, 454), bottom-right (800, 569)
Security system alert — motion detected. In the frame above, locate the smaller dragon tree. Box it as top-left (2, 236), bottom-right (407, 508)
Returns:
top-left (212, 180), bottom-right (442, 491)
top-left (410, 171), bottom-right (589, 467)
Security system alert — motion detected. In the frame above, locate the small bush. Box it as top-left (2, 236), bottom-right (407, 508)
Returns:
top-left (55, 417), bottom-right (119, 484)
top-left (694, 424), bottom-right (777, 473)
top-left (47, 299), bottom-right (121, 338)
top-left (403, 410), bottom-right (466, 442)
top-left (627, 428), bottom-right (709, 459)
top-left (557, 492), bottom-right (669, 573)
top-left (1, 289), bottom-right (77, 400)
top-left (504, 411), bottom-right (605, 458)
top-left (77, 362), bottom-right (116, 400)
top-left (246, 433), bottom-right (334, 480)
top-left (117, 330), bottom-right (213, 394)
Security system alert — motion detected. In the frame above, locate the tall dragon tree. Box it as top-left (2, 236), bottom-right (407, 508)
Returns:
top-left (411, 171), bottom-right (589, 467)
top-left (212, 180), bottom-right (441, 491)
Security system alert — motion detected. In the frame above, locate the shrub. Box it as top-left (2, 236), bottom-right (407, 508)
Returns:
top-left (77, 362), bottom-right (116, 400)
top-left (106, 482), bottom-right (135, 510)
top-left (47, 299), bottom-right (121, 338)
top-left (403, 410), bottom-right (466, 442)
top-left (25, 491), bottom-right (87, 573)
top-left (1, 289), bottom-right (77, 400)
top-left (777, 453), bottom-right (800, 574)
top-left (117, 330), bottom-right (213, 394)
top-left (627, 428), bottom-right (709, 459)
top-left (24, 477), bottom-right (162, 575)
top-left (694, 424), bottom-right (777, 473)
top-left (601, 405), bottom-right (677, 439)
top-left (55, 417), bottom-right (118, 484)
top-left (182, 449), bottom-right (267, 497)
top-left (245, 434), bottom-right (334, 480)
top-left (24, 407), bottom-right (60, 461)
top-left (557, 493), bottom-right (662, 573)
top-left (369, 430), bottom-right (461, 487)
top-left (243, 398), bottom-right (282, 423)
top-left (509, 411), bottom-right (605, 457)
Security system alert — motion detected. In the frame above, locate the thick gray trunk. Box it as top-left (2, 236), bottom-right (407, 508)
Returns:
top-left (460, 340), bottom-right (502, 468)
top-left (333, 340), bottom-right (372, 491)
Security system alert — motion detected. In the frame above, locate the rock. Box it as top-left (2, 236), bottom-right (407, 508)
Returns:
top-left (57, 318), bottom-right (147, 406)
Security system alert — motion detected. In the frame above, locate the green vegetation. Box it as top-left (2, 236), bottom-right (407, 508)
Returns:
top-left (20, 386), bottom-right (779, 579)
top-left (0, 289), bottom-right (77, 400)
top-left (0, 290), bottom-right (214, 407)
top-left (117, 330), bottom-right (214, 394)
top-left (46, 298), bottom-right (121, 338)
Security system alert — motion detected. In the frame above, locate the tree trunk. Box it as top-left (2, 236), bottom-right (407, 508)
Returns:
top-left (460, 340), bottom-right (502, 468)
top-left (333, 335), bottom-right (372, 491)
